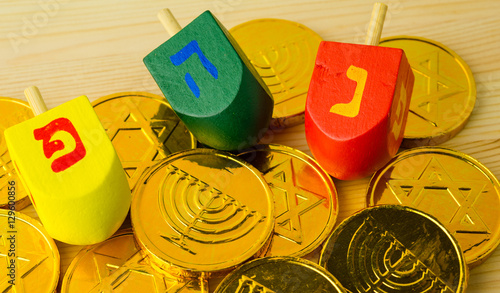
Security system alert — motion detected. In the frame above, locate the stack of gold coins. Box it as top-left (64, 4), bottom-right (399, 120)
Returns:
top-left (58, 141), bottom-right (342, 291)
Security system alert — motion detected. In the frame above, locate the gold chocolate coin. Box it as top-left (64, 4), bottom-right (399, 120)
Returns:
top-left (380, 36), bottom-right (476, 147)
top-left (92, 92), bottom-right (196, 190)
top-left (0, 210), bottom-right (60, 292)
top-left (0, 97), bottom-right (34, 209)
top-left (320, 205), bottom-right (467, 293)
top-left (230, 19), bottom-right (322, 128)
top-left (62, 229), bottom-right (205, 292)
top-left (214, 256), bottom-right (346, 292)
top-left (131, 149), bottom-right (275, 277)
top-left (367, 147), bottom-right (500, 267)
top-left (238, 144), bottom-right (338, 257)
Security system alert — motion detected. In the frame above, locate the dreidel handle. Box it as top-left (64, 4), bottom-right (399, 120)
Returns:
top-left (365, 3), bottom-right (387, 46)
top-left (158, 8), bottom-right (182, 36)
top-left (25, 86), bottom-right (48, 116)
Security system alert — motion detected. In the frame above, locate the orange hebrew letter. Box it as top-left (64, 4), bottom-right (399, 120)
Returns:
top-left (33, 117), bottom-right (86, 173)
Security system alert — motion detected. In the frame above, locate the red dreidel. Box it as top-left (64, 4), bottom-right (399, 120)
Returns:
top-left (305, 3), bottom-right (414, 180)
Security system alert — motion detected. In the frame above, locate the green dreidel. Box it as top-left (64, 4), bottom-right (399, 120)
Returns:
top-left (144, 9), bottom-right (274, 151)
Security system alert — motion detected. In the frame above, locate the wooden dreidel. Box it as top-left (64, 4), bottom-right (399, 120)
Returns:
top-left (144, 9), bottom-right (274, 151)
top-left (4, 87), bottom-right (131, 245)
top-left (305, 3), bottom-right (414, 180)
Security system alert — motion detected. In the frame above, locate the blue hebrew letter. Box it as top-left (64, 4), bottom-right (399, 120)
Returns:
top-left (170, 40), bottom-right (218, 98)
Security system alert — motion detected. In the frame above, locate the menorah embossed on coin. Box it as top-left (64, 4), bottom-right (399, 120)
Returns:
top-left (250, 38), bottom-right (314, 105)
top-left (348, 216), bottom-right (454, 293)
top-left (159, 165), bottom-right (266, 255)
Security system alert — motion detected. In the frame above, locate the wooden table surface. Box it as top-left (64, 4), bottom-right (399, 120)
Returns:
top-left (2, 0), bottom-right (500, 291)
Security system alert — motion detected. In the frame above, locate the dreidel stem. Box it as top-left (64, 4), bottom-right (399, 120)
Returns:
top-left (158, 8), bottom-right (182, 36)
top-left (365, 3), bottom-right (387, 46)
top-left (25, 86), bottom-right (48, 116)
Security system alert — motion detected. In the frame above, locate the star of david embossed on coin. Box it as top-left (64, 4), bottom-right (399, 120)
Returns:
top-left (238, 144), bottom-right (338, 257)
top-left (62, 229), bottom-right (206, 292)
top-left (131, 149), bottom-right (274, 277)
top-left (320, 205), bottom-right (467, 293)
top-left (214, 256), bottom-right (346, 293)
top-left (367, 147), bottom-right (500, 267)
top-left (0, 210), bottom-right (60, 293)
top-left (92, 92), bottom-right (196, 190)
top-left (230, 19), bottom-right (323, 128)
top-left (379, 36), bottom-right (476, 147)
top-left (0, 97), bottom-right (34, 209)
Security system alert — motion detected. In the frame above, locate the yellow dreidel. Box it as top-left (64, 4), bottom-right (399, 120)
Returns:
top-left (4, 87), bottom-right (131, 245)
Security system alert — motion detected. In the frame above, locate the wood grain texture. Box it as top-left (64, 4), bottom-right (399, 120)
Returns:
top-left (1, 0), bottom-right (499, 291)
top-left (158, 8), bottom-right (182, 36)
top-left (24, 86), bottom-right (48, 115)
top-left (365, 2), bottom-right (387, 45)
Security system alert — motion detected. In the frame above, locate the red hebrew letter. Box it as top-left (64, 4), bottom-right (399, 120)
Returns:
top-left (33, 118), bottom-right (86, 173)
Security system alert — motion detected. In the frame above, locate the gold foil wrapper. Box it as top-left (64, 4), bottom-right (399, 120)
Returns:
top-left (131, 148), bottom-right (275, 277)
top-left (62, 229), bottom-right (205, 292)
top-left (238, 144), bottom-right (338, 257)
top-left (214, 256), bottom-right (346, 292)
top-left (320, 205), bottom-right (467, 293)
top-left (0, 210), bottom-right (60, 292)
top-left (367, 146), bottom-right (500, 267)
top-left (0, 97), bottom-right (34, 209)
top-left (230, 19), bottom-right (322, 128)
top-left (380, 36), bottom-right (476, 147)
top-left (92, 92), bottom-right (196, 190)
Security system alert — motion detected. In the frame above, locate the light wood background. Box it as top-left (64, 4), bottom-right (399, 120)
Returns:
top-left (2, 0), bottom-right (500, 291)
